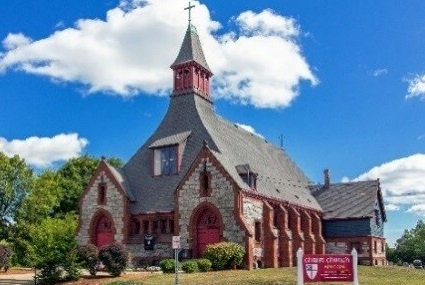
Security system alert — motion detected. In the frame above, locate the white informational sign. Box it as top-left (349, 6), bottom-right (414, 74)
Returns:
top-left (172, 236), bottom-right (181, 249)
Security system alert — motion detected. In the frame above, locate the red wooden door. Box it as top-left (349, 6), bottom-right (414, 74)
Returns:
top-left (95, 215), bottom-right (114, 247)
top-left (197, 209), bottom-right (220, 256)
top-left (198, 228), bottom-right (220, 256)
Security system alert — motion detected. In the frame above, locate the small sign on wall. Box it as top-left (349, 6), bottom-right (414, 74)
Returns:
top-left (172, 236), bottom-right (181, 249)
top-left (144, 234), bottom-right (155, 251)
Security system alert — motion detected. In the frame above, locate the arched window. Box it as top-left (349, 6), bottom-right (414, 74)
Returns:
top-left (98, 183), bottom-right (107, 205)
top-left (199, 162), bottom-right (212, 197)
top-left (183, 69), bottom-right (190, 88)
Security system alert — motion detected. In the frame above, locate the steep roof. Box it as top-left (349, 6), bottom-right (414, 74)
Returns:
top-left (120, 24), bottom-right (320, 213)
top-left (170, 24), bottom-right (211, 73)
top-left (104, 161), bottom-right (134, 201)
top-left (311, 180), bottom-right (386, 220)
top-left (122, 93), bottom-right (321, 213)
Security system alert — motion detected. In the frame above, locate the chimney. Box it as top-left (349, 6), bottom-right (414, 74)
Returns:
top-left (324, 169), bottom-right (330, 188)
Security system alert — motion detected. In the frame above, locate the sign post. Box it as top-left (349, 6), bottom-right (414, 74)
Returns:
top-left (297, 248), bottom-right (358, 285)
top-left (172, 236), bottom-right (181, 285)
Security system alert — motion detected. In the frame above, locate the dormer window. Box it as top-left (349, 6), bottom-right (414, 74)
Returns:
top-left (153, 146), bottom-right (177, 176)
top-left (241, 173), bottom-right (257, 189)
top-left (149, 131), bottom-right (191, 176)
top-left (236, 164), bottom-right (257, 190)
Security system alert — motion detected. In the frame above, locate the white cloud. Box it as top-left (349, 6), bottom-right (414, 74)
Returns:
top-left (2, 33), bottom-right (32, 50)
top-left (0, 0), bottom-right (317, 108)
top-left (372, 68), bottom-right (388, 77)
top-left (235, 123), bottom-right (264, 139)
top-left (0, 133), bottom-right (88, 168)
top-left (351, 153), bottom-right (425, 216)
top-left (385, 204), bottom-right (400, 211)
top-left (235, 9), bottom-right (299, 38)
top-left (341, 176), bottom-right (350, 183)
top-left (406, 74), bottom-right (425, 100)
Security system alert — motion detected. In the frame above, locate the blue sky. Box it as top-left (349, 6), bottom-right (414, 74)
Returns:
top-left (1, 0), bottom-right (424, 246)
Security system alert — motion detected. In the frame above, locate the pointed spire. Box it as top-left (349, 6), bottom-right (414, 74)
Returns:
top-left (170, 3), bottom-right (213, 100)
top-left (171, 24), bottom-right (212, 73)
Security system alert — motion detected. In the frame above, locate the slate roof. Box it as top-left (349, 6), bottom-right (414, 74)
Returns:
top-left (149, 131), bottom-right (191, 148)
top-left (121, 92), bottom-right (321, 213)
top-left (310, 180), bottom-right (386, 221)
top-left (170, 24), bottom-right (212, 73)
top-left (119, 24), bottom-right (321, 213)
top-left (104, 161), bottom-right (135, 202)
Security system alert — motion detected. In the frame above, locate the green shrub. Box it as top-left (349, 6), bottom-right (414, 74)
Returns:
top-left (36, 263), bottom-right (63, 285)
top-left (159, 259), bottom-right (176, 273)
top-left (0, 244), bottom-right (12, 272)
top-left (182, 260), bottom-right (198, 273)
top-left (30, 215), bottom-right (81, 284)
top-left (203, 242), bottom-right (245, 270)
top-left (197, 258), bottom-right (212, 272)
top-left (99, 243), bottom-right (128, 277)
top-left (77, 244), bottom-right (99, 276)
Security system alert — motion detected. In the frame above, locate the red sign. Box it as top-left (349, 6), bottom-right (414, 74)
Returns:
top-left (302, 254), bottom-right (353, 282)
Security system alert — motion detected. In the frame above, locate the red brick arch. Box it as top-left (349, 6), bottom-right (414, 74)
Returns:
top-left (189, 202), bottom-right (224, 258)
top-left (89, 209), bottom-right (117, 248)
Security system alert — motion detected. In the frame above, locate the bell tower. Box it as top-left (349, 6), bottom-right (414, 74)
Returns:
top-left (170, 3), bottom-right (213, 101)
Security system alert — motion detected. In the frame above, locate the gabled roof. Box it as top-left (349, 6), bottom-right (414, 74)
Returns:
top-left (310, 180), bottom-right (386, 221)
top-left (119, 23), bottom-right (321, 213)
top-left (104, 161), bottom-right (135, 202)
top-left (122, 93), bottom-right (321, 213)
top-left (170, 24), bottom-right (212, 73)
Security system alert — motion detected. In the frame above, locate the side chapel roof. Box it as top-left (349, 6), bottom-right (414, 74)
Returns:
top-left (310, 180), bottom-right (386, 221)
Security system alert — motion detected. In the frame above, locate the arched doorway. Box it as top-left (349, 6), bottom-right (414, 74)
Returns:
top-left (197, 209), bottom-right (220, 256)
top-left (94, 214), bottom-right (114, 247)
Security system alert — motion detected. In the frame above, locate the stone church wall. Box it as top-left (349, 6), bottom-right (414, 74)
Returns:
top-left (243, 198), bottom-right (264, 260)
top-left (78, 170), bottom-right (126, 245)
top-left (178, 158), bottom-right (245, 249)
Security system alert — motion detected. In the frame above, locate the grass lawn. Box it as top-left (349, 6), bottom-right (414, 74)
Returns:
top-left (105, 266), bottom-right (425, 285)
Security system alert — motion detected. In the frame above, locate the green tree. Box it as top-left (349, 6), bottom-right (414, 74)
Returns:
top-left (11, 170), bottom-right (61, 265)
top-left (29, 214), bottom-right (80, 284)
top-left (54, 155), bottom-right (123, 216)
top-left (0, 153), bottom-right (33, 239)
top-left (393, 220), bottom-right (425, 263)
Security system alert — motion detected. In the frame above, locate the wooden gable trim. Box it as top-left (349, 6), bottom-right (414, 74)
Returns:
top-left (376, 180), bottom-right (387, 222)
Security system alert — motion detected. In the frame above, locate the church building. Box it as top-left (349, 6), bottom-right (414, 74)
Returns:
top-left (77, 14), bottom-right (387, 269)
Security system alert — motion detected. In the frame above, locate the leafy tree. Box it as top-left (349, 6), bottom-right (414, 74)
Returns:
top-left (393, 220), bottom-right (425, 263)
top-left (11, 170), bottom-right (61, 265)
top-left (29, 214), bottom-right (80, 284)
top-left (0, 152), bottom-right (33, 239)
top-left (16, 170), bottom-right (60, 223)
top-left (54, 155), bottom-right (123, 216)
top-left (386, 243), bottom-right (397, 264)
top-left (55, 155), bottom-right (99, 215)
